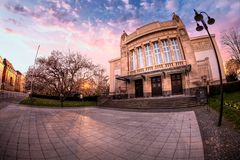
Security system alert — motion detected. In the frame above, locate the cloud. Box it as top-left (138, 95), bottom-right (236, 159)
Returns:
top-left (6, 18), bottom-right (21, 26)
top-left (166, 0), bottom-right (179, 12)
top-left (5, 1), bottom-right (79, 25)
top-left (2, 0), bottom-right (239, 73)
top-left (5, 28), bottom-right (13, 33)
top-left (5, 3), bottom-right (30, 16)
top-left (140, 0), bottom-right (155, 10)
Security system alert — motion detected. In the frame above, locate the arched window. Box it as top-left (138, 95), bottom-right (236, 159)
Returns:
top-left (10, 77), bottom-right (13, 86)
top-left (145, 44), bottom-right (153, 66)
top-left (162, 40), bottom-right (172, 63)
top-left (137, 47), bottom-right (144, 68)
top-left (171, 38), bottom-right (183, 61)
top-left (153, 42), bottom-right (163, 64)
top-left (130, 50), bottom-right (136, 70)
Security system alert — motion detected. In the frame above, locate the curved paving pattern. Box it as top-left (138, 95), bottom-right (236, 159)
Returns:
top-left (0, 105), bottom-right (204, 160)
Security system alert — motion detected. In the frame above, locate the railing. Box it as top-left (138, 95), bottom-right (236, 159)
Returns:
top-left (129, 60), bottom-right (186, 75)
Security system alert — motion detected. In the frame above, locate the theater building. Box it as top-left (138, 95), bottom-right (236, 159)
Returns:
top-left (109, 13), bottom-right (225, 98)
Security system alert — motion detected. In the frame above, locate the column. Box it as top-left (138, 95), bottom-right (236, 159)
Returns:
top-left (177, 36), bottom-right (185, 60)
top-left (128, 50), bottom-right (131, 72)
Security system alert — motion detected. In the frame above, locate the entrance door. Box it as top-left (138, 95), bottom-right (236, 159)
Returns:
top-left (151, 76), bottom-right (162, 96)
top-left (171, 74), bottom-right (183, 95)
top-left (135, 79), bottom-right (143, 97)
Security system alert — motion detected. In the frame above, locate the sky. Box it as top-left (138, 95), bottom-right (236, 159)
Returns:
top-left (0, 0), bottom-right (239, 74)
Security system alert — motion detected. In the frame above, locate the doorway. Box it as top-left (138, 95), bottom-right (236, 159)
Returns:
top-left (135, 79), bottom-right (143, 97)
top-left (171, 74), bottom-right (183, 95)
top-left (151, 76), bottom-right (162, 96)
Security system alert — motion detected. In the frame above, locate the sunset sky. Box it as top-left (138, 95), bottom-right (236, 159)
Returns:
top-left (0, 0), bottom-right (239, 74)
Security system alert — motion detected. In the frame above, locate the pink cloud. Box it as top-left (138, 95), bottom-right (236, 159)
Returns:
top-left (166, 0), bottom-right (179, 12)
top-left (5, 27), bottom-right (13, 33)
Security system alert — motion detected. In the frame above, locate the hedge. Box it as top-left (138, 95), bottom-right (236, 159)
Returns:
top-left (31, 94), bottom-right (98, 102)
top-left (209, 81), bottom-right (240, 96)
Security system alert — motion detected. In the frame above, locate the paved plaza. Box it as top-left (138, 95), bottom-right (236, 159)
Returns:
top-left (0, 104), bottom-right (204, 160)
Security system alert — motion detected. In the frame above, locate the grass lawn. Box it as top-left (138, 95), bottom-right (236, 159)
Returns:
top-left (20, 97), bottom-right (96, 107)
top-left (209, 91), bottom-right (240, 129)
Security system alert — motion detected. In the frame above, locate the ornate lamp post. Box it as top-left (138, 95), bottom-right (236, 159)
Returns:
top-left (193, 9), bottom-right (224, 126)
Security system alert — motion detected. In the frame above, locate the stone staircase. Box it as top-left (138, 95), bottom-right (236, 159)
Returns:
top-left (99, 95), bottom-right (200, 109)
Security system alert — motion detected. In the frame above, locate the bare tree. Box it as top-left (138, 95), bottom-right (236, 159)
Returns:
top-left (221, 28), bottom-right (240, 63)
top-left (225, 59), bottom-right (240, 82)
top-left (26, 51), bottom-right (98, 106)
top-left (225, 59), bottom-right (240, 75)
top-left (93, 67), bottom-right (109, 96)
top-left (76, 66), bottom-right (109, 96)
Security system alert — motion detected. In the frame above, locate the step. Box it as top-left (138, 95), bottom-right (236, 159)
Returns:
top-left (100, 96), bottom-right (200, 109)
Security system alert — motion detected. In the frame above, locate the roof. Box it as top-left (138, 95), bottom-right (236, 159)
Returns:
top-left (125, 20), bottom-right (177, 44)
top-left (109, 57), bottom-right (121, 63)
top-left (190, 34), bottom-right (215, 41)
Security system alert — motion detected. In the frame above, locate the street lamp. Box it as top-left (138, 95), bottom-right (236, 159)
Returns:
top-left (30, 45), bottom-right (40, 97)
top-left (193, 9), bottom-right (224, 126)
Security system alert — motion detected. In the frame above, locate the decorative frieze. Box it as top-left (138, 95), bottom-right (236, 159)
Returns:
top-left (192, 39), bottom-right (212, 52)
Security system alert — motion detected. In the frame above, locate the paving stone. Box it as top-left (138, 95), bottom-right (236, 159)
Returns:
top-left (0, 104), bottom-right (205, 160)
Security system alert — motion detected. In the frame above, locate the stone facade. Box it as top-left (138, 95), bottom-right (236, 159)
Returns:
top-left (2, 58), bottom-right (17, 91)
top-left (191, 35), bottom-right (225, 84)
top-left (0, 56), bottom-right (4, 90)
top-left (109, 13), bottom-right (225, 98)
top-left (15, 71), bottom-right (25, 92)
top-left (1, 57), bottom-right (25, 92)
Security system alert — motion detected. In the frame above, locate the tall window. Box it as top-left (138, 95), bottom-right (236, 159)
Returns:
top-left (10, 77), bottom-right (13, 86)
top-left (162, 40), bottom-right (172, 63)
top-left (145, 43), bottom-right (153, 66)
top-left (130, 50), bottom-right (136, 70)
top-left (137, 47), bottom-right (144, 68)
top-left (171, 38), bottom-right (183, 61)
top-left (153, 42), bottom-right (162, 64)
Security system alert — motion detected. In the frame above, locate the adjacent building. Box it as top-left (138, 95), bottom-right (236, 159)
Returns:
top-left (109, 13), bottom-right (225, 98)
top-left (15, 71), bottom-right (25, 92)
top-left (0, 56), bottom-right (4, 89)
top-left (0, 57), bottom-right (25, 92)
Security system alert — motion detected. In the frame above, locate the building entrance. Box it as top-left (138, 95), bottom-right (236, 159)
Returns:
top-left (151, 76), bottom-right (162, 96)
top-left (171, 74), bottom-right (183, 95)
top-left (135, 79), bottom-right (143, 97)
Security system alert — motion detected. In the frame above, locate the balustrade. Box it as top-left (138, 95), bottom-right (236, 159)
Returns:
top-left (128, 60), bottom-right (187, 75)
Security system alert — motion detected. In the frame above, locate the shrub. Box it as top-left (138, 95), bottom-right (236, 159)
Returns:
top-left (31, 94), bottom-right (97, 102)
top-left (209, 81), bottom-right (240, 96)
top-left (224, 101), bottom-right (240, 111)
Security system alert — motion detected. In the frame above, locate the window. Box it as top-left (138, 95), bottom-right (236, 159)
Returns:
top-left (145, 44), bottom-right (153, 66)
top-left (130, 50), bottom-right (136, 70)
top-left (153, 42), bottom-right (162, 64)
top-left (137, 47), bottom-right (144, 68)
top-left (10, 77), bottom-right (13, 86)
top-left (171, 38), bottom-right (183, 61)
top-left (162, 40), bottom-right (172, 63)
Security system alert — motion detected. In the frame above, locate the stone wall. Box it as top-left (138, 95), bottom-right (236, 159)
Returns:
top-left (0, 56), bottom-right (4, 90)
top-left (2, 59), bottom-right (17, 91)
top-left (15, 71), bottom-right (25, 92)
top-left (191, 35), bottom-right (226, 83)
